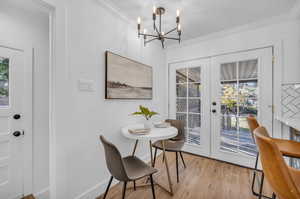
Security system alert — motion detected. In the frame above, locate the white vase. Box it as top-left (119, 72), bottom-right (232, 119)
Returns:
top-left (144, 119), bottom-right (153, 129)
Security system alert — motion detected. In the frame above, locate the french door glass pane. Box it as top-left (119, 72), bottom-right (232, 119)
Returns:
top-left (188, 83), bottom-right (201, 97)
top-left (221, 116), bottom-right (238, 153)
top-left (188, 114), bottom-right (201, 145)
top-left (175, 66), bottom-right (201, 146)
top-left (238, 117), bottom-right (256, 156)
top-left (177, 98), bottom-right (187, 112)
top-left (219, 59), bottom-right (258, 157)
top-left (176, 84), bottom-right (187, 97)
top-left (188, 67), bottom-right (201, 82)
top-left (176, 68), bottom-right (187, 83)
top-left (188, 99), bottom-right (201, 113)
top-left (221, 62), bottom-right (236, 81)
top-left (238, 60), bottom-right (258, 79)
top-left (0, 57), bottom-right (9, 107)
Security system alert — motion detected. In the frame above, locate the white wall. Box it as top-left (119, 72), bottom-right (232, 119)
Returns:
top-left (43, 0), bottom-right (167, 198)
top-left (166, 19), bottom-right (300, 84)
top-left (0, 2), bottom-right (50, 197)
top-left (41, 0), bottom-right (300, 198)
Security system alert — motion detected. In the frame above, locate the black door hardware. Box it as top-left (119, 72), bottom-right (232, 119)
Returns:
top-left (13, 114), bottom-right (21, 120)
top-left (13, 131), bottom-right (21, 137)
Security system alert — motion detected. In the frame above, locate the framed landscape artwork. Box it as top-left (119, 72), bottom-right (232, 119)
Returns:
top-left (105, 51), bottom-right (153, 99)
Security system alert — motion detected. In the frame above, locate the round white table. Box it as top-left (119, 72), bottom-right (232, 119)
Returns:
top-left (121, 124), bottom-right (178, 195)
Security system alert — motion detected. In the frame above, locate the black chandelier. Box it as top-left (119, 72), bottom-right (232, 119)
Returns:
top-left (137, 7), bottom-right (181, 48)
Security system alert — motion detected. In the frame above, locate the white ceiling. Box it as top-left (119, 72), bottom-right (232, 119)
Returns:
top-left (106, 0), bottom-right (297, 41)
top-left (0, 0), bottom-right (50, 19)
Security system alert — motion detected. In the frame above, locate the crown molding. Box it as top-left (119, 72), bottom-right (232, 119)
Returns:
top-left (96, 0), bottom-right (135, 26)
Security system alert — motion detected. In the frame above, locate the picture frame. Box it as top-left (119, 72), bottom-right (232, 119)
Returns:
top-left (105, 51), bottom-right (153, 99)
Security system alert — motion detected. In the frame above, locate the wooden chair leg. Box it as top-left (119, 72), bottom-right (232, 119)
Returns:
top-left (150, 174), bottom-right (156, 199)
top-left (122, 181), bottom-right (127, 199)
top-left (179, 152), bottom-right (186, 168)
top-left (153, 147), bottom-right (158, 167)
top-left (176, 152), bottom-right (179, 183)
top-left (103, 176), bottom-right (113, 199)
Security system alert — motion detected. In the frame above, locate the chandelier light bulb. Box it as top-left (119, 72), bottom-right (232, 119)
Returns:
top-left (176, 9), bottom-right (180, 17)
top-left (153, 6), bottom-right (156, 14)
top-left (144, 29), bottom-right (147, 34)
top-left (137, 17), bottom-right (141, 24)
top-left (178, 24), bottom-right (181, 31)
top-left (162, 32), bottom-right (165, 36)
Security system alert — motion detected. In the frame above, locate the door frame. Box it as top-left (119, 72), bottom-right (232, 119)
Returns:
top-left (167, 42), bottom-right (283, 163)
top-left (0, 43), bottom-right (33, 196)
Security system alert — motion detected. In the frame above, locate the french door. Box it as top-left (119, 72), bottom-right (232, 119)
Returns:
top-left (0, 47), bottom-right (24, 199)
top-left (169, 59), bottom-right (211, 156)
top-left (169, 48), bottom-right (273, 167)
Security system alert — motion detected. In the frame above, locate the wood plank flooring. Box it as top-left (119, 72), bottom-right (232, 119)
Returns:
top-left (97, 152), bottom-right (272, 199)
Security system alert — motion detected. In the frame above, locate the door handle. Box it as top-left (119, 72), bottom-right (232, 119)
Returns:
top-left (13, 131), bottom-right (21, 137)
top-left (13, 114), bottom-right (21, 120)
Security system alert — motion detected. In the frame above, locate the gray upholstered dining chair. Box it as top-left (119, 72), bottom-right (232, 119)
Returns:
top-left (100, 135), bottom-right (157, 199)
top-left (152, 119), bottom-right (186, 183)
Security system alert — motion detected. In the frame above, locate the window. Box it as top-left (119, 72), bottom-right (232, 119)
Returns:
top-left (0, 57), bottom-right (9, 107)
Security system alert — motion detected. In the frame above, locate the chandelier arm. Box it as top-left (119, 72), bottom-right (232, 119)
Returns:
top-left (145, 38), bottom-right (159, 44)
top-left (139, 33), bottom-right (159, 38)
top-left (164, 28), bottom-right (177, 36)
top-left (163, 37), bottom-right (180, 40)
top-left (161, 40), bottom-right (165, 48)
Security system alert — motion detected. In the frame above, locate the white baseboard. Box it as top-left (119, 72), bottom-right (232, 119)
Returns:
top-left (74, 153), bottom-right (157, 199)
top-left (34, 187), bottom-right (50, 199)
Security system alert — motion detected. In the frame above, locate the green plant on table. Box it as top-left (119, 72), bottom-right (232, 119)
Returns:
top-left (132, 105), bottom-right (158, 120)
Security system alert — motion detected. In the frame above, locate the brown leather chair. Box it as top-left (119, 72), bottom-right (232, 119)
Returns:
top-left (152, 119), bottom-right (186, 183)
top-left (247, 116), bottom-right (300, 198)
top-left (100, 136), bottom-right (157, 199)
top-left (254, 126), bottom-right (300, 199)
top-left (247, 116), bottom-right (300, 158)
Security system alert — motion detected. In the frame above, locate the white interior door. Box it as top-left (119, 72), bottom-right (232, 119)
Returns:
top-left (169, 59), bottom-right (211, 156)
top-left (168, 48), bottom-right (273, 168)
top-left (210, 48), bottom-right (273, 167)
top-left (0, 47), bottom-right (24, 199)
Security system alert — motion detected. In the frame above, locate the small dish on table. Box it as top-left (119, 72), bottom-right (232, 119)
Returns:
top-left (153, 122), bottom-right (171, 128)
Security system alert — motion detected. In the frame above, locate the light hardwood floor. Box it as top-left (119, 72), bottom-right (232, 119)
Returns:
top-left (97, 152), bottom-right (272, 199)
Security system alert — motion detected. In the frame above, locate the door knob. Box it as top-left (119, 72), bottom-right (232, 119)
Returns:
top-left (13, 114), bottom-right (21, 120)
top-left (212, 109), bottom-right (216, 113)
top-left (212, 102), bottom-right (217, 106)
top-left (13, 131), bottom-right (21, 137)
